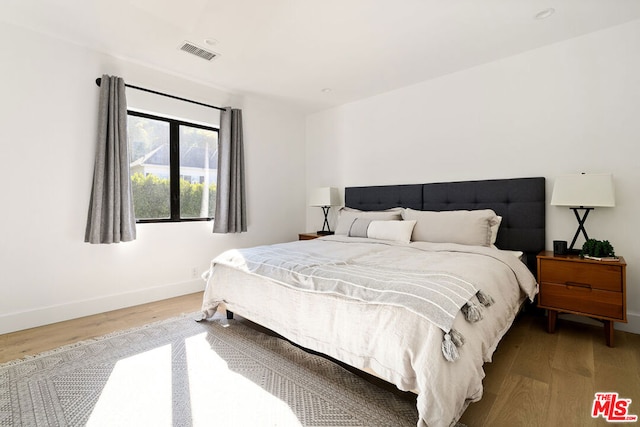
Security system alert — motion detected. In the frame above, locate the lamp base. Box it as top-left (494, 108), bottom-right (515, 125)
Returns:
top-left (316, 230), bottom-right (334, 236)
top-left (569, 207), bottom-right (593, 252)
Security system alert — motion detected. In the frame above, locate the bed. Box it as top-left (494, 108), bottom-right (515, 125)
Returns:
top-left (201, 177), bottom-right (546, 427)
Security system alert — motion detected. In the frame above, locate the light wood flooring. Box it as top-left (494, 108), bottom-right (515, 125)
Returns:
top-left (2, 294), bottom-right (639, 426)
top-left (0, 292), bottom-right (204, 363)
top-left (459, 310), bottom-right (640, 426)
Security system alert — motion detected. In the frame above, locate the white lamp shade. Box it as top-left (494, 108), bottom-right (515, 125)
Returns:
top-left (309, 187), bottom-right (340, 207)
top-left (551, 173), bottom-right (615, 208)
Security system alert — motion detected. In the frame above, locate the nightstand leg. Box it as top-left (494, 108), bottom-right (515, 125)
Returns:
top-left (547, 310), bottom-right (557, 333)
top-left (604, 320), bottom-right (615, 347)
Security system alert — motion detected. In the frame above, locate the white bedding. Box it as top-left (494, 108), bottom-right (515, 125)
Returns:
top-left (201, 235), bottom-right (538, 427)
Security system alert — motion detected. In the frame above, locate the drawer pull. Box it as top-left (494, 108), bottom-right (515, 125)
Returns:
top-left (566, 281), bottom-right (592, 290)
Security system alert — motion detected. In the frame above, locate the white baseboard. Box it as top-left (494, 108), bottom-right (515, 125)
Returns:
top-left (0, 279), bottom-right (205, 335)
top-left (558, 311), bottom-right (640, 335)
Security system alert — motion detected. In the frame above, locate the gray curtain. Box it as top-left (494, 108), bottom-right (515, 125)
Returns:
top-left (85, 75), bottom-right (136, 244)
top-left (213, 108), bottom-right (247, 233)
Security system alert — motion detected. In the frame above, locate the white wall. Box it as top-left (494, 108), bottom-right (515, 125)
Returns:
top-left (306, 19), bottom-right (640, 333)
top-left (0, 21), bottom-right (307, 334)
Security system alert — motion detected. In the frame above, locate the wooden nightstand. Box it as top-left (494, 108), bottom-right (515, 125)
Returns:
top-left (536, 251), bottom-right (627, 347)
top-left (298, 233), bottom-right (322, 240)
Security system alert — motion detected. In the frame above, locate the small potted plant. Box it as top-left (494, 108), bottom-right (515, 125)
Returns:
top-left (581, 239), bottom-right (617, 261)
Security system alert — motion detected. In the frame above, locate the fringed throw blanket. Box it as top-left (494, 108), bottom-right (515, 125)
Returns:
top-left (209, 237), bottom-right (530, 362)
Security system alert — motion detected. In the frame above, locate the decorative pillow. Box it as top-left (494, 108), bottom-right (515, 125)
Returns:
top-left (347, 218), bottom-right (416, 243)
top-left (335, 207), bottom-right (403, 235)
top-left (367, 220), bottom-right (416, 243)
top-left (402, 208), bottom-right (500, 246)
top-left (348, 218), bottom-right (372, 238)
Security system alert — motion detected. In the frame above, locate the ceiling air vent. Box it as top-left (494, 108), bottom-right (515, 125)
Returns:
top-left (179, 41), bottom-right (218, 61)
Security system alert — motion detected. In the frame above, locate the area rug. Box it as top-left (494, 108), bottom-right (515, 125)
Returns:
top-left (0, 313), bottom-right (418, 426)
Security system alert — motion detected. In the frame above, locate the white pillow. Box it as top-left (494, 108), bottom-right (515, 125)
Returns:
top-left (490, 215), bottom-right (502, 245)
top-left (335, 207), bottom-right (403, 235)
top-left (504, 249), bottom-right (524, 260)
top-left (347, 219), bottom-right (416, 243)
top-left (402, 208), bottom-right (500, 246)
top-left (368, 220), bottom-right (416, 243)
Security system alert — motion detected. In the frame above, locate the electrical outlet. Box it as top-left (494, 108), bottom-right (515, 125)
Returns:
top-left (191, 267), bottom-right (198, 279)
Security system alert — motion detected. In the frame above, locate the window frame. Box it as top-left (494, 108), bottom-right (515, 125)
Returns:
top-left (128, 110), bottom-right (219, 224)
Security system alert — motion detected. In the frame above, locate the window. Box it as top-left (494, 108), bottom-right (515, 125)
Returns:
top-left (127, 111), bottom-right (218, 222)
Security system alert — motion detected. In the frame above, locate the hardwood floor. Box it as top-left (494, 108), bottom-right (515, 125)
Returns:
top-left (2, 294), bottom-right (639, 426)
top-left (459, 311), bottom-right (640, 426)
top-left (0, 292), bottom-right (203, 363)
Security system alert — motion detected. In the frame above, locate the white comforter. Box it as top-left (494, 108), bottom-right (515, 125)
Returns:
top-left (202, 236), bottom-right (538, 427)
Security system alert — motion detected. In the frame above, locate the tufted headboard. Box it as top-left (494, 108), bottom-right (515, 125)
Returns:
top-left (344, 177), bottom-right (546, 275)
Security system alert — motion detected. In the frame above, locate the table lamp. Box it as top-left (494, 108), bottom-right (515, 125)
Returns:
top-left (309, 187), bottom-right (340, 235)
top-left (551, 173), bottom-right (615, 252)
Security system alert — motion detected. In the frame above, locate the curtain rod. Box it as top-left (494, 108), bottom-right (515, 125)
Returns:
top-left (95, 77), bottom-right (226, 112)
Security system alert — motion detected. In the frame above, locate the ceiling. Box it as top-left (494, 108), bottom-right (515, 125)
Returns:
top-left (3, 0), bottom-right (640, 112)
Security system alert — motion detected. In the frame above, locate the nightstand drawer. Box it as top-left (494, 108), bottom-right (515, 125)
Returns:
top-left (539, 282), bottom-right (624, 320)
top-left (539, 259), bottom-right (622, 292)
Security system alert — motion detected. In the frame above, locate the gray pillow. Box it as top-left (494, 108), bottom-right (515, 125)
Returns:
top-left (335, 207), bottom-right (403, 235)
top-left (348, 218), bottom-right (372, 238)
top-left (402, 208), bottom-right (500, 246)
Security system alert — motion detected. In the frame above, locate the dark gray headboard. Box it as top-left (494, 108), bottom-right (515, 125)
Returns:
top-left (344, 177), bottom-right (545, 275)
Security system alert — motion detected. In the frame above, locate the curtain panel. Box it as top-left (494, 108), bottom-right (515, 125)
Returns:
top-left (85, 75), bottom-right (136, 244)
top-left (213, 108), bottom-right (247, 233)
